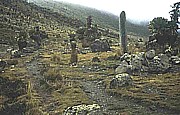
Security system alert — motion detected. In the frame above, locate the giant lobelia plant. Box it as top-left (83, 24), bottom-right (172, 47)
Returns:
top-left (119, 11), bottom-right (127, 53)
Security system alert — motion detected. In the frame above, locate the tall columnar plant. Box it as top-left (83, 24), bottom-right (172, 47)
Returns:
top-left (86, 15), bottom-right (92, 29)
top-left (119, 11), bottom-right (127, 53)
top-left (70, 41), bottom-right (78, 65)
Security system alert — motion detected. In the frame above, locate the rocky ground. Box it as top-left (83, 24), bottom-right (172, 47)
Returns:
top-left (0, 43), bottom-right (180, 115)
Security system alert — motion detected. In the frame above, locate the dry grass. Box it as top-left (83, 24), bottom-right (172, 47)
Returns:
top-left (44, 68), bottom-right (63, 81)
top-left (106, 73), bottom-right (180, 111)
top-left (51, 53), bottom-right (61, 63)
top-left (52, 85), bottom-right (93, 114)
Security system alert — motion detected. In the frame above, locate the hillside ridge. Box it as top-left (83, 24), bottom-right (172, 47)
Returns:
top-left (29, 0), bottom-right (150, 37)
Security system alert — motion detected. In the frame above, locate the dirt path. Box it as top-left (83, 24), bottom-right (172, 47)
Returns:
top-left (81, 80), bottom-right (174, 115)
top-left (26, 51), bottom-right (58, 114)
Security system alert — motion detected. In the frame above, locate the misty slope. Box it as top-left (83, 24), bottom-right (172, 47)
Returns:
top-left (29, 0), bottom-right (150, 37)
top-left (0, 0), bottom-right (85, 45)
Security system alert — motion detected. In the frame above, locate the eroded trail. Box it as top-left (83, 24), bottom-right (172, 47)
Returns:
top-left (26, 51), bottom-right (58, 114)
top-left (81, 80), bottom-right (174, 115)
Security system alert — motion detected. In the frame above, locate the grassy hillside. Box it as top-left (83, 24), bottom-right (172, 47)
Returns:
top-left (0, 0), bottom-right (150, 46)
top-left (29, 0), bottom-right (150, 37)
top-left (0, 0), bottom-right (84, 45)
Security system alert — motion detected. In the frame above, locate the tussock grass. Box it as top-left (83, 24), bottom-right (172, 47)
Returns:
top-left (52, 85), bottom-right (93, 114)
top-left (106, 73), bottom-right (180, 111)
top-left (44, 68), bottom-right (63, 81)
top-left (51, 53), bottom-right (61, 63)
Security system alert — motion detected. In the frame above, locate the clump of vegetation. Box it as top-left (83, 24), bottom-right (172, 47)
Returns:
top-left (44, 68), bottom-right (63, 82)
top-left (51, 53), bottom-right (61, 63)
top-left (147, 2), bottom-right (180, 53)
top-left (0, 76), bottom-right (26, 114)
top-left (18, 81), bottom-right (42, 115)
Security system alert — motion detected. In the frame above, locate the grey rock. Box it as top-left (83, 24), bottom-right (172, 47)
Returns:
top-left (11, 50), bottom-right (21, 58)
top-left (110, 73), bottom-right (133, 88)
top-left (120, 53), bottom-right (131, 63)
top-left (117, 50), bottom-right (179, 74)
top-left (90, 39), bottom-right (111, 52)
top-left (146, 50), bottom-right (155, 60)
top-left (148, 56), bottom-right (170, 73)
top-left (158, 54), bottom-right (169, 64)
top-left (115, 62), bottom-right (132, 74)
top-left (131, 56), bottom-right (143, 70)
top-left (0, 59), bottom-right (6, 72)
top-left (22, 47), bottom-right (34, 53)
top-left (158, 54), bottom-right (171, 69)
top-left (92, 57), bottom-right (101, 62)
top-left (170, 56), bottom-right (180, 65)
top-left (63, 104), bottom-right (100, 115)
top-left (6, 59), bottom-right (18, 66)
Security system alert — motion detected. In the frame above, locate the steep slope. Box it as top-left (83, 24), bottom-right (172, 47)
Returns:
top-left (0, 0), bottom-right (83, 45)
top-left (29, 0), bottom-right (150, 37)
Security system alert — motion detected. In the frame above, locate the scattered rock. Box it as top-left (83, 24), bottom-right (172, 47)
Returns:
top-left (146, 50), bottom-right (155, 60)
top-left (22, 47), bottom-right (35, 53)
top-left (158, 54), bottom-right (171, 69)
top-left (63, 104), bottom-right (100, 115)
top-left (110, 73), bottom-right (133, 88)
top-left (92, 57), bottom-right (101, 62)
top-left (120, 53), bottom-right (131, 64)
top-left (5, 59), bottom-right (18, 66)
top-left (115, 60), bottom-right (132, 74)
top-left (118, 50), bottom-right (179, 75)
top-left (0, 59), bottom-right (6, 72)
top-left (170, 56), bottom-right (180, 65)
top-left (10, 50), bottom-right (21, 58)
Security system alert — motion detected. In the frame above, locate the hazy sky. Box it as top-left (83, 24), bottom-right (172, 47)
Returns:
top-left (52, 0), bottom-right (179, 22)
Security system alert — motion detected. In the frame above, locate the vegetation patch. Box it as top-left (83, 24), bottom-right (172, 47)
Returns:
top-left (106, 73), bottom-right (180, 112)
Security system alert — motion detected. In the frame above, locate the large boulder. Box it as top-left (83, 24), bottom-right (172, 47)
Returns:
top-left (130, 53), bottom-right (148, 75)
top-left (117, 50), bottom-right (179, 75)
top-left (148, 56), bottom-right (170, 73)
top-left (90, 39), bottom-right (111, 52)
top-left (110, 73), bottom-right (133, 88)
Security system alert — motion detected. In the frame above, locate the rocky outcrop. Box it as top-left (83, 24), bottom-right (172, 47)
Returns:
top-left (115, 50), bottom-right (180, 75)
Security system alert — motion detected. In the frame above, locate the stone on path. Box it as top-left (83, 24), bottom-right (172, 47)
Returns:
top-left (110, 73), bottom-right (133, 89)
